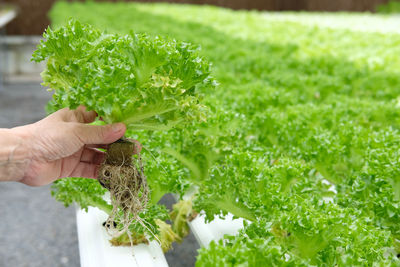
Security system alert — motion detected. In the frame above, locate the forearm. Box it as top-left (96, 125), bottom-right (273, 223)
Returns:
top-left (0, 127), bottom-right (31, 182)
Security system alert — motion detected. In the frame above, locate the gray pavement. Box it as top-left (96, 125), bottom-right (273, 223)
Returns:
top-left (0, 83), bottom-right (80, 267)
top-left (0, 83), bottom-right (198, 267)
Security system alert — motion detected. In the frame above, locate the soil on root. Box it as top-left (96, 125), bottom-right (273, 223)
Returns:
top-left (98, 138), bottom-right (149, 243)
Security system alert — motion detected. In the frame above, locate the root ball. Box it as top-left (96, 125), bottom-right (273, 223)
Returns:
top-left (97, 138), bottom-right (149, 240)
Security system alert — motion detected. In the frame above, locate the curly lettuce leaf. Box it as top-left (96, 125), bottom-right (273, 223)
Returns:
top-left (32, 19), bottom-right (214, 131)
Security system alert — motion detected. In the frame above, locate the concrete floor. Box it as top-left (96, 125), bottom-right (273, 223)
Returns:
top-left (0, 83), bottom-right (198, 267)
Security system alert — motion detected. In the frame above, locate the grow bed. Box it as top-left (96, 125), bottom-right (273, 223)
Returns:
top-left (48, 2), bottom-right (400, 266)
top-left (76, 207), bottom-right (168, 267)
top-left (76, 205), bottom-right (243, 267)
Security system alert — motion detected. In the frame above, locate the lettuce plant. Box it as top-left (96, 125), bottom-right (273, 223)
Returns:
top-left (34, 19), bottom-right (214, 250)
top-left (44, 2), bottom-right (400, 265)
top-left (32, 19), bottom-right (213, 131)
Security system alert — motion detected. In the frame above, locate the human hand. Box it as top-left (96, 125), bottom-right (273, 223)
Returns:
top-left (11, 106), bottom-right (127, 186)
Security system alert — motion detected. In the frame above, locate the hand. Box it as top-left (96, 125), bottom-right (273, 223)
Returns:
top-left (12, 106), bottom-right (127, 186)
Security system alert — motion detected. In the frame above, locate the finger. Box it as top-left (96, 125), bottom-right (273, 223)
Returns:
top-left (74, 105), bottom-right (98, 123)
top-left (45, 106), bottom-right (96, 124)
top-left (126, 138), bottom-right (142, 154)
top-left (80, 147), bottom-right (105, 165)
top-left (133, 140), bottom-right (142, 154)
top-left (44, 107), bottom-right (71, 122)
top-left (72, 122), bottom-right (126, 145)
top-left (69, 162), bottom-right (100, 179)
top-left (85, 144), bottom-right (109, 150)
top-left (86, 141), bottom-right (139, 153)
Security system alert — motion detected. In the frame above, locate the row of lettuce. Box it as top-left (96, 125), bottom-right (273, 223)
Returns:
top-left (49, 2), bottom-right (400, 266)
top-left (377, 0), bottom-right (400, 13)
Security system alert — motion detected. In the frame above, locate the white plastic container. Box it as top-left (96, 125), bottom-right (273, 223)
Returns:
top-left (188, 213), bottom-right (245, 247)
top-left (75, 206), bottom-right (168, 267)
top-left (179, 188), bottom-right (245, 248)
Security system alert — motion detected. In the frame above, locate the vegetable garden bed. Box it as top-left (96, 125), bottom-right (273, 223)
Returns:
top-left (76, 206), bottom-right (168, 267)
top-left (75, 202), bottom-right (243, 267)
top-left (43, 2), bottom-right (400, 266)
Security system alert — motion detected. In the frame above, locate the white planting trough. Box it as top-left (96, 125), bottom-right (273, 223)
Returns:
top-left (75, 207), bottom-right (168, 267)
top-left (179, 189), bottom-right (246, 248)
top-left (75, 204), bottom-right (244, 267)
top-left (188, 213), bottom-right (245, 248)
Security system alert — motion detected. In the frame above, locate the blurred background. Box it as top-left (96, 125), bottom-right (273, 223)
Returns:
top-left (0, 0), bottom-right (399, 267)
top-left (1, 0), bottom-right (395, 35)
top-left (0, 0), bottom-right (396, 83)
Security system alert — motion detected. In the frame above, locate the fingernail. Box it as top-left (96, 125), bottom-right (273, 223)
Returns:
top-left (111, 123), bottom-right (125, 132)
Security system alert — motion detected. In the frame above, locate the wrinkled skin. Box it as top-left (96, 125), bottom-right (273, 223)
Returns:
top-left (0, 106), bottom-right (129, 186)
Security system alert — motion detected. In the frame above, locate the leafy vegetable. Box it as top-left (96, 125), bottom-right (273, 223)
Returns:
top-left (37, 18), bottom-right (214, 249)
top-left (47, 2), bottom-right (400, 265)
top-left (376, 1), bottom-right (400, 13)
top-left (32, 19), bottom-right (213, 131)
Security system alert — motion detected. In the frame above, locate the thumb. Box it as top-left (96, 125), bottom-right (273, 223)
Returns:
top-left (72, 122), bottom-right (126, 145)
